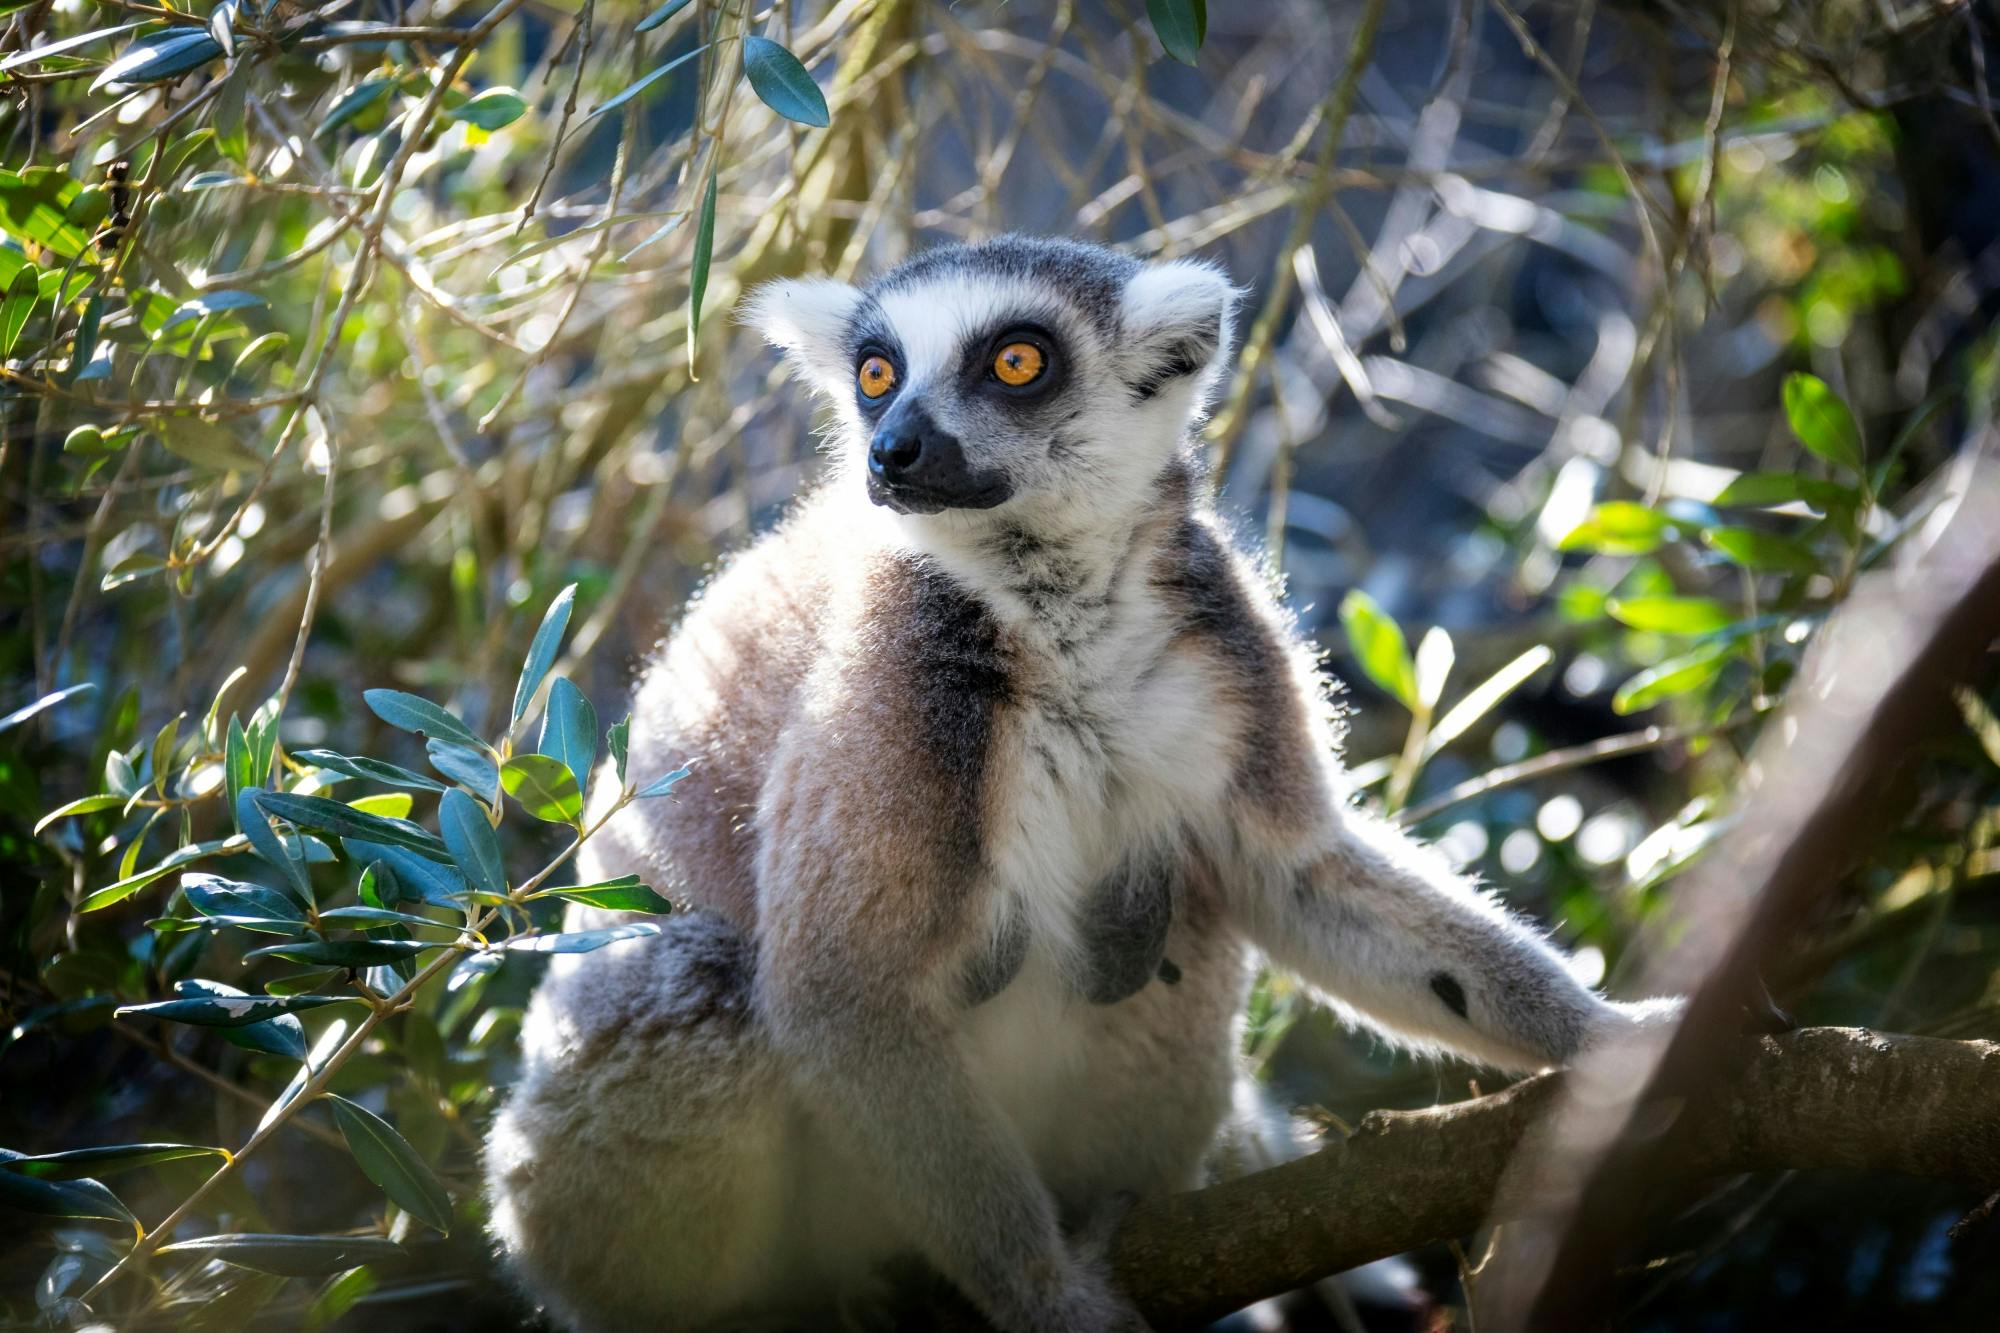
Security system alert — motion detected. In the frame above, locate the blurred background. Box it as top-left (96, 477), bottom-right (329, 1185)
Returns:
top-left (4, 0), bottom-right (2000, 1327)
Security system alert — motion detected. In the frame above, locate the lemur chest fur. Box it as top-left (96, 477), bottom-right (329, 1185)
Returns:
top-left (948, 524), bottom-right (1241, 1008)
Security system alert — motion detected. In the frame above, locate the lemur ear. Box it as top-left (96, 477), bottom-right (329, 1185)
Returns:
top-left (1118, 259), bottom-right (1240, 405)
top-left (739, 278), bottom-right (864, 389)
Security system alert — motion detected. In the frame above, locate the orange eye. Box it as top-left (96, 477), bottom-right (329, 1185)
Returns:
top-left (857, 354), bottom-right (896, 400)
top-left (993, 341), bottom-right (1044, 387)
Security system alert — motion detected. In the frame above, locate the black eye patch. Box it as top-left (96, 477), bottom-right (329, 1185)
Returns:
top-left (953, 321), bottom-right (1067, 405)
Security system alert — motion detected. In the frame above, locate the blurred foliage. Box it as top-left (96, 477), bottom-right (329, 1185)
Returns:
top-left (3, 0), bottom-right (2000, 1328)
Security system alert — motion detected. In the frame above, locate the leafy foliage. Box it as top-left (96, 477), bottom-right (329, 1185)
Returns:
top-left (3, 0), bottom-right (1999, 1327)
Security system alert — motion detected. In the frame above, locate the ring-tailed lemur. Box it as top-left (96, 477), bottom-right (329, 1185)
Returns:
top-left (483, 236), bottom-right (1678, 1333)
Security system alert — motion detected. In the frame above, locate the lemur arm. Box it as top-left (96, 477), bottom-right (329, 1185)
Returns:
top-left (1227, 803), bottom-right (1676, 1071)
top-left (756, 738), bottom-right (1143, 1333)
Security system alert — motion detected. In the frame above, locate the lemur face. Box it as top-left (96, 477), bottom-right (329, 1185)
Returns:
top-left (745, 237), bottom-right (1237, 523)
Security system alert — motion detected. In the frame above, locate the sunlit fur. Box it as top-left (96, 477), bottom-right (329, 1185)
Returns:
top-left (484, 236), bottom-right (1678, 1333)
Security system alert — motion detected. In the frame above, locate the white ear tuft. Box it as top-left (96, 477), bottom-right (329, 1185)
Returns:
top-left (738, 277), bottom-right (863, 387)
top-left (1119, 259), bottom-right (1241, 405)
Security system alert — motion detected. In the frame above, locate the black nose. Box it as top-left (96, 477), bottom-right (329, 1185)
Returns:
top-left (868, 420), bottom-right (925, 481)
top-left (863, 400), bottom-right (1012, 514)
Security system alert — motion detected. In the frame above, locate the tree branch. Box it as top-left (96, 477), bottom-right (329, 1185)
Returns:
top-left (1102, 1027), bottom-right (2000, 1330)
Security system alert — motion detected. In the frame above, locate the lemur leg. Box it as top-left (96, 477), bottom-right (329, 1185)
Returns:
top-left (485, 913), bottom-right (803, 1333)
top-left (1231, 806), bottom-right (1677, 1072)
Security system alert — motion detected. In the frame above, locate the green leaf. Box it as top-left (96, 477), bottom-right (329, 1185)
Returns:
top-left (1413, 626), bottom-right (1453, 713)
top-left (526, 875), bottom-right (673, 913)
top-left (0, 168), bottom-right (91, 260)
top-left (225, 715), bottom-right (254, 817)
top-left (214, 59), bottom-right (249, 161)
top-left (448, 87), bottom-right (527, 131)
top-left (500, 922), bottom-right (663, 954)
top-left (5, 1143), bottom-right (226, 1181)
top-left (307, 1265), bottom-right (378, 1330)
top-left (294, 749), bottom-right (447, 794)
top-left (256, 790), bottom-right (449, 862)
top-left (607, 717), bottom-right (630, 785)
top-left (0, 1153), bottom-right (137, 1234)
top-left (362, 689), bottom-right (485, 750)
top-left (93, 29), bottom-right (222, 92)
top-left (1612, 643), bottom-right (1734, 714)
top-left (501, 754), bottom-right (583, 825)
top-left (1337, 589), bottom-right (1417, 710)
top-left (101, 552), bottom-right (167, 591)
top-left (79, 837), bottom-right (241, 912)
top-left (182, 873), bottom-right (307, 931)
top-left (316, 905), bottom-right (440, 929)
top-left (237, 788), bottom-right (313, 903)
top-left (158, 288), bottom-right (264, 333)
top-left (511, 584), bottom-right (576, 725)
top-left (741, 35), bottom-right (829, 127)
top-left (231, 330), bottom-right (289, 380)
top-left (1712, 471), bottom-right (1855, 512)
top-left (347, 792), bottom-right (413, 820)
top-left (116, 991), bottom-right (355, 1028)
top-left (1702, 527), bottom-right (1822, 577)
top-left (1555, 500), bottom-right (1672, 555)
top-left (636, 0), bottom-right (693, 32)
top-left (1424, 645), bottom-right (1555, 758)
top-left (1781, 373), bottom-right (1863, 472)
top-left (341, 838), bottom-right (469, 909)
top-left (325, 1096), bottom-right (452, 1234)
top-left (438, 789), bottom-right (505, 897)
top-left (583, 41), bottom-right (710, 122)
top-left (540, 678), bottom-right (597, 797)
top-left (1146, 0), bottom-right (1207, 64)
top-left (245, 939), bottom-right (442, 967)
top-left (1, 681), bottom-right (94, 734)
top-left (315, 78), bottom-right (395, 139)
top-left (0, 264), bottom-right (38, 357)
top-left (687, 168), bottom-right (717, 373)
top-left (33, 793), bottom-right (124, 836)
top-left (155, 416), bottom-right (266, 472)
top-left (0, 21), bottom-right (143, 73)
top-left (155, 1234), bottom-right (405, 1278)
top-left (635, 764), bottom-right (690, 799)
top-left (1606, 596), bottom-right (1735, 635)
top-left (426, 739), bottom-right (499, 806)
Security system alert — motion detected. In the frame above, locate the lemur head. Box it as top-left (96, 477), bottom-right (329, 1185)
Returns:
top-left (744, 236), bottom-right (1237, 528)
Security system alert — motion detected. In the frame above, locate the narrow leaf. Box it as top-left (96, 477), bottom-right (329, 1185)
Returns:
top-left (155, 1234), bottom-right (404, 1278)
top-left (500, 922), bottom-right (662, 954)
top-left (326, 1096), bottom-right (452, 1234)
top-left (438, 789), bottom-right (505, 897)
top-left (116, 992), bottom-right (355, 1028)
top-left (635, 0), bottom-right (693, 32)
top-left (1781, 372), bottom-right (1863, 472)
top-left (1612, 643), bottom-right (1734, 715)
top-left (741, 35), bottom-right (829, 127)
top-left (526, 875), bottom-right (673, 913)
top-left (686, 168), bottom-right (717, 374)
top-left (1337, 589), bottom-right (1417, 710)
top-left (539, 678), bottom-right (597, 797)
top-left (255, 791), bottom-right (448, 862)
top-left (294, 749), bottom-right (446, 793)
top-left (1146, 0), bottom-right (1207, 64)
top-left (635, 764), bottom-right (690, 799)
top-left (6, 1143), bottom-right (226, 1181)
top-left (361, 689), bottom-right (484, 751)
top-left (1606, 596), bottom-right (1735, 635)
top-left (511, 583), bottom-right (577, 725)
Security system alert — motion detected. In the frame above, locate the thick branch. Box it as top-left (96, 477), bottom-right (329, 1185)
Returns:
top-left (1104, 1028), bottom-right (2000, 1330)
